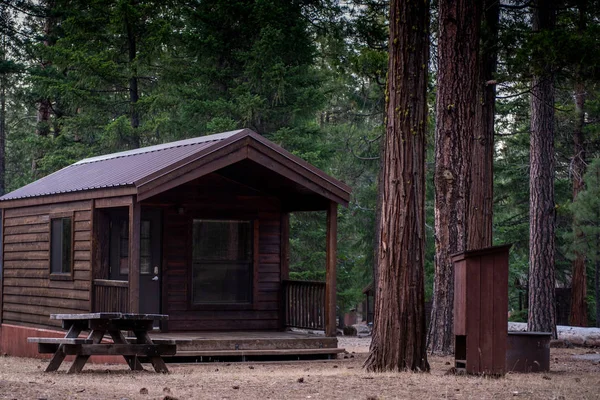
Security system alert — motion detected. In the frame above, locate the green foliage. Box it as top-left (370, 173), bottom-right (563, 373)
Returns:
top-left (4, 0), bottom-right (600, 324)
top-left (569, 159), bottom-right (600, 263)
top-left (508, 308), bottom-right (528, 323)
top-left (4, 0), bottom-right (382, 316)
top-left (166, 0), bottom-right (325, 137)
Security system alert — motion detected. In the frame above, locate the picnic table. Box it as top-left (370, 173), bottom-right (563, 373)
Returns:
top-left (27, 313), bottom-right (175, 374)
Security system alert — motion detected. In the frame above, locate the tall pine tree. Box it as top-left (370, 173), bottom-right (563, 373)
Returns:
top-left (364, 0), bottom-right (430, 372)
top-left (429, 0), bottom-right (482, 354)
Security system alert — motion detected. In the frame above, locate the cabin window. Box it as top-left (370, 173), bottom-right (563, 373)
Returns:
top-left (50, 217), bottom-right (73, 275)
top-left (191, 220), bottom-right (252, 304)
top-left (118, 219), bottom-right (129, 275)
top-left (140, 220), bottom-right (152, 274)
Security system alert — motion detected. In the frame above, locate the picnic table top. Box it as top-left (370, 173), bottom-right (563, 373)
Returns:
top-left (50, 313), bottom-right (169, 321)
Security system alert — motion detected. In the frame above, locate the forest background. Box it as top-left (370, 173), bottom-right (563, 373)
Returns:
top-left (1, 0), bottom-right (600, 327)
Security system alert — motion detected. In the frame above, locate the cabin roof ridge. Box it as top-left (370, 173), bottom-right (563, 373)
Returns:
top-left (74, 130), bottom-right (245, 166)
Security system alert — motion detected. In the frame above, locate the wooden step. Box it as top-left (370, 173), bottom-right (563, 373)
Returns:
top-left (171, 348), bottom-right (345, 357)
top-left (27, 337), bottom-right (93, 344)
top-left (61, 343), bottom-right (177, 356)
top-left (174, 338), bottom-right (338, 352)
top-left (125, 338), bottom-right (178, 345)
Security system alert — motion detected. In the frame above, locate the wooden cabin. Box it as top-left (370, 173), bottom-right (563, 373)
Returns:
top-left (0, 129), bottom-right (351, 359)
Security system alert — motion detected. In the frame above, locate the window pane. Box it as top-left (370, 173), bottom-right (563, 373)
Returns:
top-left (191, 219), bottom-right (253, 304)
top-left (61, 218), bottom-right (72, 273)
top-left (140, 256), bottom-right (151, 275)
top-left (51, 217), bottom-right (71, 274)
top-left (141, 220), bottom-right (151, 239)
top-left (192, 220), bottom-right (251, 261)
top-left (119, 219), bottom-right (129, 275)
top-left (139, 220), bottom-right (152, 274)
top-left (140, 237), bottom-right (151, 258)
top-left (140, 237), bottom-right (151, 275)
top-left (192, 263), bottom-right (251, 304)
top-left (50, 219), bottom-right (63, 273)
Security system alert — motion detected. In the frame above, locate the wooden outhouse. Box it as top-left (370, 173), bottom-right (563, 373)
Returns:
top-left (453, 244), bottom-right (511, 375)
top-left (0, 129), bottom-right (351, 358)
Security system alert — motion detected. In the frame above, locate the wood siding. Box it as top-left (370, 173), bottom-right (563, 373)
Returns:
top-left (148, 173), bottom-right (282, 331)
top-left (1, 200), bottom-right (92, 328)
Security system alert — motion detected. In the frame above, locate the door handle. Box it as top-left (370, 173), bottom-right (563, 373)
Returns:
top-left (152, 276), bottom-right (159, 281)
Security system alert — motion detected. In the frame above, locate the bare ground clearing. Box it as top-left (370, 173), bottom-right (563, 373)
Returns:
top-left (0, 337), bottom-right (599, 400)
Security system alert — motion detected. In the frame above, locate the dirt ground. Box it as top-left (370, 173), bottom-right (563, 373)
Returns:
top-left (1, 337), bottom-right (600, 400)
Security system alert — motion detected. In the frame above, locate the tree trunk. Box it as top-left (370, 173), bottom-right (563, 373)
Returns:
top-left (468, 0), bottom-right (498, 250)
top-left (570, 79), bottom-right (588, 327)
top-left (528, 0), bottom-right (557, 337)
top-left (596, 235), bottom-right (599, 328)
top-left (364, 0), bottom-right (430, 372)
top-left (36, 0), bottom-right (55, 137)
top-left (429, 0), bottom-right (482, 355)
top-left (596, 169), bottom-right (600, 328)
top-left (569, 0), bottom-right (588, 328)
top-left (0, 32), bottom-right (5, 196)
top-left (125, 4), bottom-right (140, 149)
top-left (372, 130), bottom-right (385, 308)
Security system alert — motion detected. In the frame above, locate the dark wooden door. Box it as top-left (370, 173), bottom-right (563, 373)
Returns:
top-left (139, 209), bottom-right (162, 315)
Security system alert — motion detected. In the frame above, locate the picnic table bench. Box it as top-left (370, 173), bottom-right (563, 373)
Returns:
top-left (27, 313), bottom-right (175, 374)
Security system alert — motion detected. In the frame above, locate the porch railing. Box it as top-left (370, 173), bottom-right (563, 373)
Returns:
top-left (92, 279), bottom-right (129, 312)
top-left (282, 279), bottom-right (326, 330)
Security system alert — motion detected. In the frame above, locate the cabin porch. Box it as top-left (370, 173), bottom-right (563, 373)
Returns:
top-left (148, 330), bottom-right (343, 360)
top-left (90, 169), bottom-right (341, 336)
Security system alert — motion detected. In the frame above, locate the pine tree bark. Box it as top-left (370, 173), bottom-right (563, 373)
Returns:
top-left (596, 231), bottom-right (600, 328)
top-left (372, 136), bottom-right (384, 307)
top-left (125, 4), bottom-right (140, 149)
top-left (468, 0), bottom-right (498, 250)
top-left (364, 0), bottom-right (430, 372)
top-left (570, 80), bottom-right (587, 327)
top-left (429, 0), bottom-right (482, 355)
top-left (594, 169), bottom-right (600, 328)
top-left (0, 31), bottom-right (6, 196)
top-left (528, 0), bottom-right (557, 337)
top-left (569, 0), bottom-right (588, 328)
top-left (36, 0), bottom-right (55, 137)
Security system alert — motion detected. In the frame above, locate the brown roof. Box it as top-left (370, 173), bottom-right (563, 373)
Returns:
top-left (0, 129), bottom-right (351, 207)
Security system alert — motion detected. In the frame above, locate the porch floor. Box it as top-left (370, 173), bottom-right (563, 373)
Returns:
top-left (148, 330), bottom-right (344, 360)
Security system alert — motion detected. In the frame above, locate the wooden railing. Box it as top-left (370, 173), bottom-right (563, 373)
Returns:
top-left (92, 279), bottom-right (129, 312)
top-left (283, 280), bottom-right (326, 330)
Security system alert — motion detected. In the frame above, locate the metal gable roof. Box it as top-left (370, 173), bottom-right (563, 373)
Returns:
top-left (0, 129), bottom-right (352, 205)
top-left (0, 130), bottom-right (243, 201)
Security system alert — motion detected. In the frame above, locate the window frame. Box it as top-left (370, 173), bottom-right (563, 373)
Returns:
top-left (48, 212), bottom-right (75, 281)
top-left (187, 215), bottom-right (259, 311)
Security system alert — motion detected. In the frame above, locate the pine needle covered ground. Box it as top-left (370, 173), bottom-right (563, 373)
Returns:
top-left (0, 337), bottom-right (599, 399)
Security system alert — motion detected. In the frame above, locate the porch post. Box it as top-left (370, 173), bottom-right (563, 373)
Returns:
top-left (325, 201), bottom-right (337, 337)
top-left (279, 212), bottom-right (290, 330)
top-left (128, 201), bottom-right (141, 313)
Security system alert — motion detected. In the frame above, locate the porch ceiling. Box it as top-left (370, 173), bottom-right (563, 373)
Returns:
top-left (215, 160), bottom-right (333, 212)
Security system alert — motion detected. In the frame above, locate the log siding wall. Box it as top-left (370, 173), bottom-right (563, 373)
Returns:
top-left (1, 200), bottom-right (92, 328)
